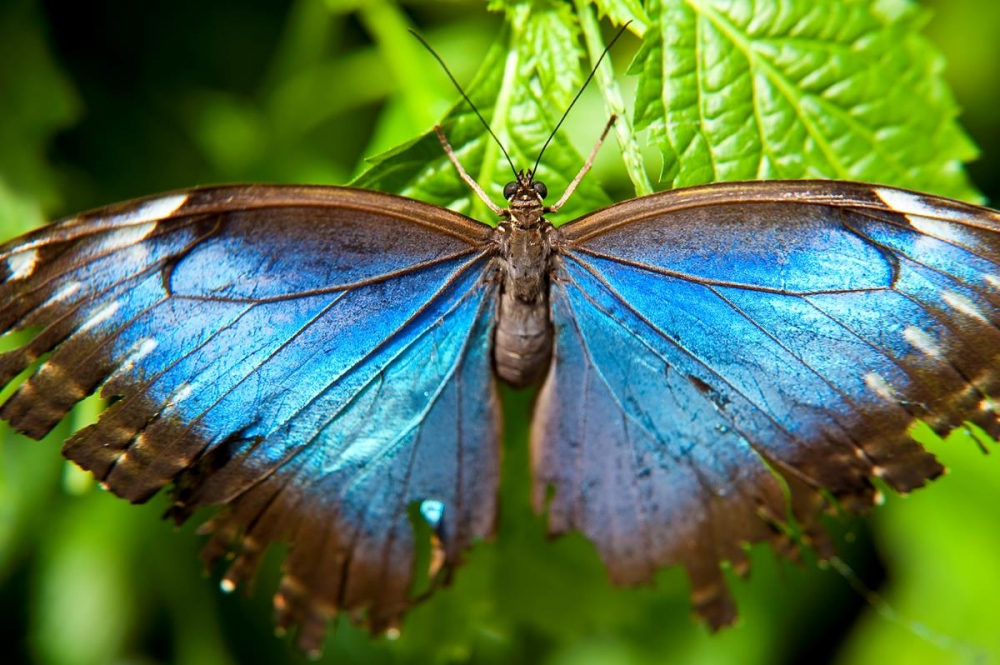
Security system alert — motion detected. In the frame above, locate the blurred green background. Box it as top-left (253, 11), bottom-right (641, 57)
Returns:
top-left (1, 0), bottom-right (999, 664)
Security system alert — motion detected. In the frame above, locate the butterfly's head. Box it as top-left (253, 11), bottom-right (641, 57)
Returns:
top-left (502, 170), bottom-right (548, 227)
top-left (504, 170), bottom-right (547, 205)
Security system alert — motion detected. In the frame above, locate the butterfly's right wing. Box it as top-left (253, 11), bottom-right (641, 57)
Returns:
top-left (534, 180), bottom-right (1000, 628)
top-left (0, 185), bottom-right (501, 653)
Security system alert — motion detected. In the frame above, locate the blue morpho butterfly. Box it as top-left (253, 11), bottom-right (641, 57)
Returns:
top-left (2, 36), bottom-right (1000, 657)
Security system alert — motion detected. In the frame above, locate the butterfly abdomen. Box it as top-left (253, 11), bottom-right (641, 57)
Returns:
top-left (493, 220), bottom-right (555, 387)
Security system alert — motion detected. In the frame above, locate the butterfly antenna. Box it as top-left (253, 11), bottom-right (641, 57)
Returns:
top-left (532, 22), bottom-right (631, 176)
top-left (409, 30), bottom-right (519, 179)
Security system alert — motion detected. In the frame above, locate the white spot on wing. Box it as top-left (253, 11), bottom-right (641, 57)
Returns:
top-left (980, 397), bottom-right (997, 413)
top-left (874, 187), bottom-right (972, 244)
top-left (173, 382), bottom-right (193, 403)
top-left (92, 194), bottom-right (187, 254)
top-left (48, 281), bottom-right (83, 304)
top-left (942, 290), bottom-right (988, 322)
top-left (79, 301), bottom-right (120, 333)
top-left (97, 222), bottom-right (158, 252)
top-left (908, 215), bottom-right (966, 242)
top-left (874, 187), bottom-right (966, 221)
top-left (864, 371), bottom-right (896, 402)
top-left (123, 242), bottom-right (151, 265)
top-left (903, 326), bottom-right (942, 358)
top-left (119, 338), bottom-right (158, 372)
top-left (118, 193), bottom-right (188, 225)
top-left (39, 363), bottom-right (65, 379)
top-left (8, 249), bottom-right (38, 280)
top-left (420, 499), bottom-right (445, 529)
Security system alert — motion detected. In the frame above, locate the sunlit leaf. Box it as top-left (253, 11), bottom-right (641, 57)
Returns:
top-left (354, 2), bottom-right (612, 225)
top-left (630, 0), bottom-right (979, 200)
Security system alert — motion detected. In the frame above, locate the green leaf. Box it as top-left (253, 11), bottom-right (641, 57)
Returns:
top-left (591, 0), bottom-right (650, 28)
top-left (575, 1), bottom-right (654, 195)
top-left (631, 0), bottom-right (980, 200)
top-left (839, 427), bottom-right (1000, 664)
top-left (0, 0), bottom-right (81, 590)
top-left (353, 1), bottom-right (612, 225)
top-left (32, 496), bottom-right (142, 665)
top-left (0, 0), bottom-right (80, 221)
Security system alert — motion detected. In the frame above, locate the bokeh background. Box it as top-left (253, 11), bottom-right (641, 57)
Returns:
top-left (1, 0), bottom-right (999, 664)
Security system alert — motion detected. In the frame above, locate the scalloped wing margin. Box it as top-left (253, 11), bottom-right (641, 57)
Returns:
top-left (0, 186), bottom-right (501, 655)
top-left (535, 182), bottom-right (1000, 627)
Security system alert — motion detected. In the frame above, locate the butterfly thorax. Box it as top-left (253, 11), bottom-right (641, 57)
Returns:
top-left (492, 173), bottom-right (555, 387)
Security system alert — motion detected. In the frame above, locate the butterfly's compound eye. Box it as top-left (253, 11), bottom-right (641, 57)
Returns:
top-left (532, 181), bottom-right (548, 199)
top-left (503, 182), bottom-right (518, 199)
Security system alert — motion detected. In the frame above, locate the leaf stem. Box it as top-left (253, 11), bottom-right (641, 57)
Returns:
top-left (574, 0), bottom-right (653, 196)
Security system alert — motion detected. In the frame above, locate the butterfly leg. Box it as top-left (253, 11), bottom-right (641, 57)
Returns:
top-left (547, 114), bottom-right (617, 213)
top-left (434, 126), bottom-right (504, 216)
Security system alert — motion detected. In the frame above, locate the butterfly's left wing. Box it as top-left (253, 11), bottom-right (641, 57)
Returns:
top-left (536, 180), bottom-right (1000, 627)
top-left (0, 185), bottom-right (500, 652)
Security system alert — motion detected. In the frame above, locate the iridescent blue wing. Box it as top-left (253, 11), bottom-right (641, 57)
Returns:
top-left (0, 185), bottom-right (500, 653)
top-left (537, 180), bottom-right (1000, 628)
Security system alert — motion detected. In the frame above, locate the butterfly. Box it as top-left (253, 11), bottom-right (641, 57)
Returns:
top-left (3, 104), bottom-right (1000, 653)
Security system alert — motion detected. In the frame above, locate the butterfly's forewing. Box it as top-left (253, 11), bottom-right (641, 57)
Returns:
top-left (538, 180), bottom-right (1000, 627)
top-left (0, 185), bottom-right (501, 652)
